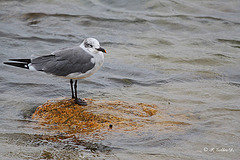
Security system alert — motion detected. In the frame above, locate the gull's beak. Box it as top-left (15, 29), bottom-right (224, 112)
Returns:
top-left (96, 47), bottom-right (107, 53)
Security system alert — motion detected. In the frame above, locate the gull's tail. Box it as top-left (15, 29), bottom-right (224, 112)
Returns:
top-left (3, 59), bottom-right (31, 69)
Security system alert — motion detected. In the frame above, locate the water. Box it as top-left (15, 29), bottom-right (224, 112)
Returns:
top-left (1, 0), bottom-right (240, 159)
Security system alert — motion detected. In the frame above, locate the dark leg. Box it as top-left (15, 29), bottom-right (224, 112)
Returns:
top-left (70, 79), bottom-right (74, 98)
top-left (74, 80), bottom-right (87, 106)
top-left (74, 80), bottom-right (78, 100)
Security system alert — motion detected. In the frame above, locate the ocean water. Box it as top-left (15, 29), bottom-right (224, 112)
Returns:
top-left (0, 0), bottom-right (240, 159)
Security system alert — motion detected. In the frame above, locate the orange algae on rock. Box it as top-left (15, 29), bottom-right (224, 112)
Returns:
top-left (32, 98), bottom-right (158, 134)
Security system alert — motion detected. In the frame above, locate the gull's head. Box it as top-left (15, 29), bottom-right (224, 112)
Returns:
top-left (81, 38), bottom-right (106, 54)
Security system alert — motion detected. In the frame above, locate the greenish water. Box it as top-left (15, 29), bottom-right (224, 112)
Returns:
top-left (0, 0), bottom-right (240, 159)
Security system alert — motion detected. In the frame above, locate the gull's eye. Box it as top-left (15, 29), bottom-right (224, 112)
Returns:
top-left (84, 42), bottom-right (93, 48)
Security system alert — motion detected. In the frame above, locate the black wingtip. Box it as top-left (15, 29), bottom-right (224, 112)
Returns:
top-left (8, 59), bottom-right (31, 63)
top-left (3, 62), bottom-right (29, 69)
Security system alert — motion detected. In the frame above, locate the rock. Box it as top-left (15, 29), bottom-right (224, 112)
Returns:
top-left (32, 98), bottom-right (158, 135)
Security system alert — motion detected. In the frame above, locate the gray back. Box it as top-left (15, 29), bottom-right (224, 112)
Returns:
top-left (31, 47), bottom-right (95, 76)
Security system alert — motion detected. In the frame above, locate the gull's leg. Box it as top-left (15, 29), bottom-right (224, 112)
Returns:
top-left (74, 80), bottom-right (78, 100)
top-left (70, 79), bottom-right (74, 99)
top-left (74, 80), bottom-right (87, 106)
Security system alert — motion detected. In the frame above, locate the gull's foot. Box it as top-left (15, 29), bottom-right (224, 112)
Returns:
top-left (74, 98), bottom-right (87, 106)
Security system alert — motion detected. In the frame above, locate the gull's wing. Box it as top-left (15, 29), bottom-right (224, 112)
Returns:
top-left (31, 47), bottom-right (95, 76)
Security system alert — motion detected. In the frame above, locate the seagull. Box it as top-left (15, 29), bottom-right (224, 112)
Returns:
top-left (4, 38), bottom-right (107, 106)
